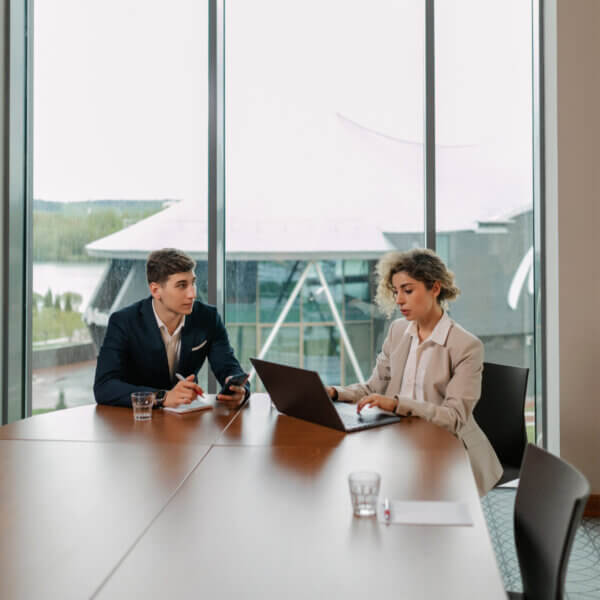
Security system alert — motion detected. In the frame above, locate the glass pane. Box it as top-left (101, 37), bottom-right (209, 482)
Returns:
top-left (435, 1), bottom-right (535, 437)
top-left (304, 326), bottom-right (340, 385)
top-left (343, 323), bottom-right (375, 386)
top-left (32, 0), bottom-right (208, 413)
top-left (257, 261), bottom-right (301, 324)
top-left (227, 325), bottom-right (257, 376)
top-left (301, 262), bottom-right (341, 324)
top-left (255, 325), bottom-right (300, 392)
top-left (226, 0), bottom-right (425, 381)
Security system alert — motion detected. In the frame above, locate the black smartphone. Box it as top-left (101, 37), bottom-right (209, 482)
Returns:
top-left (218, 373), bottom-right (249, 396)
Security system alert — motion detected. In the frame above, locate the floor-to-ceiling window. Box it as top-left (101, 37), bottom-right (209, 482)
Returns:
top-left (225, 0), bottom-right (425, 389)
top-left (31, 0), bottom-right (208, 413)
top-left (24, 1), bottom-right (537, 434)
top-left (435, 0), bottom-right (535, 439)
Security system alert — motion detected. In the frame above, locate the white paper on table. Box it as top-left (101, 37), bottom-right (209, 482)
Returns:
top-left (163, 394), bottom-right (216, 414)
top-left (377, 500), bottom-right (473, 526)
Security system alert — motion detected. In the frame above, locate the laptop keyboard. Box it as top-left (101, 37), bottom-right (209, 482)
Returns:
top-left (335, 403), bottom-right (400, 430)
top-left (339, 413), bottom-right (366, 428)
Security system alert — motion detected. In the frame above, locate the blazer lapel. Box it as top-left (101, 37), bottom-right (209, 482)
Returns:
top-left (177, 320), bottom-right (194, 377)
top-left (140, 297), bottom-right (171, 384)
top-left (387, 329), bottom-right (412, 394)
top-left (177, 305), bottom-right (210, 378)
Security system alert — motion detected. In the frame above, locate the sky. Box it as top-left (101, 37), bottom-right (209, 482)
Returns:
top-left (33, 0), bottom-right (533, 231)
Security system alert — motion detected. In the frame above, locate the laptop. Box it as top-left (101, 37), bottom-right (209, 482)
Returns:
top-left (250, 357), bottom-right (402, 432)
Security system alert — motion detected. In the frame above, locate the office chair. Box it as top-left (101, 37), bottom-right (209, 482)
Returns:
top-left (507, 443), bottom-right (590, 599)
top-left (473, 362), bottom-right (529, 485)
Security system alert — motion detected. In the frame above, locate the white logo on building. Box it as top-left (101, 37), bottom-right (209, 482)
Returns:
top-left (508, 246), bottom-right (533, 310)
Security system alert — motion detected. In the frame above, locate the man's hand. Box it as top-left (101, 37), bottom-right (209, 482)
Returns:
top-left (164, 375), bottom-right (204, 408)
top-left (356, 393), bottom-right (398, 414)
top-left (216, 375), bottom-right (246, 409)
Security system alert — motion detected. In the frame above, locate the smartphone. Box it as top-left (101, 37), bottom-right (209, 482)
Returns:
top-left (218, 373), bottom-right (249, 396)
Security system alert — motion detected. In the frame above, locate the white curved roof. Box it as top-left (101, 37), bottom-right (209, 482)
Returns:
top-left (86, 110), bottom-right (532, 260)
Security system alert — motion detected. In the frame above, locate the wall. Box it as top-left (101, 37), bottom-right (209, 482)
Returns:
top-left (556, 0), bottom-right (600, 492)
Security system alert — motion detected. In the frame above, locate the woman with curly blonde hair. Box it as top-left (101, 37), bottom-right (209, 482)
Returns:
top-left (327, 248), bottom-right (502, 496)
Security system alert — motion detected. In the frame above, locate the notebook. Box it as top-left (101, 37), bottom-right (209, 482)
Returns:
top-left (163, 394), bottom-right (214, 414)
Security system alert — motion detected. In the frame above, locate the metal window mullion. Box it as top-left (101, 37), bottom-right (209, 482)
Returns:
top-left (24, 0), bottom-right (33, 418)
top-left (424, 0), bottom-right (436, 250)
top-left (208, 0), bottom-right (225, 392)
top-left (534, 0), bottom-right (556, 452)
top-left (2, 0), bottom-right (30, 424)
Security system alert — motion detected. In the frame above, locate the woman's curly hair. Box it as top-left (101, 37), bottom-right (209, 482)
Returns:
top-left (375, 248), bottom-right (460, 318)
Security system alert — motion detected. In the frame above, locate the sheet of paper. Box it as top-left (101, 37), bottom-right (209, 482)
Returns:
top-left (163, 394), bottom-right (215, 414)
top-left (377, 500), bottom-right (473, 526)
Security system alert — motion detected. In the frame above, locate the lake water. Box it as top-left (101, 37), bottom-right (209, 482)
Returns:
top-left (33, 262), bottom-right (108, 311)
top-left (32, 262), bottom-right (108, 411)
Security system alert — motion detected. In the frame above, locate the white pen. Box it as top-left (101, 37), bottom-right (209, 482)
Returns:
top-left (384, 497), bottom-right (391, 523)
top-left (175, 373), bottom-right (205, 398)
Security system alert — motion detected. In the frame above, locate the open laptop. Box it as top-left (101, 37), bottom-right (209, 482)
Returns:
top-left (250, 357), bottom-right (402, 432)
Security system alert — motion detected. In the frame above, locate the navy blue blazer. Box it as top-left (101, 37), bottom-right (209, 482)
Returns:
top-left (94, 297), bottom-right (249, 407)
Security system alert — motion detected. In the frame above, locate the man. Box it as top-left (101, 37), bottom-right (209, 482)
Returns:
top-left (94, 248), bottom-right (249, 409)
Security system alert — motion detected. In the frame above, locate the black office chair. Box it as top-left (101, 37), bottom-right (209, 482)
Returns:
top-left (508, 443), bottom-right (590, 599)
top-left (473, 362), bottom-right (529, 485)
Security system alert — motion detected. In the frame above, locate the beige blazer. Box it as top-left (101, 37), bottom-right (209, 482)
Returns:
top-left (334, 317), bottom-right (503, 496)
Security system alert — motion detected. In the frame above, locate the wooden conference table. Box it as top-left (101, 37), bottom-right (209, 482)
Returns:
top-left (0, 394), bottom-right (506, 599)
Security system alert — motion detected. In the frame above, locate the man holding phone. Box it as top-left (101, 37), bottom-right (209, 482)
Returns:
top-left (94, 248), bottom-right (250, 409)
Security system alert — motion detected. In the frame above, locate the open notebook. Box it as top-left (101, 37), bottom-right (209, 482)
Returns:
top-left (163, 394), bottom-right (215, 414)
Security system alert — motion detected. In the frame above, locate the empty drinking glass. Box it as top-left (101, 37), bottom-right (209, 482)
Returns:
top-left (348, 471), bottom-right (381, 517)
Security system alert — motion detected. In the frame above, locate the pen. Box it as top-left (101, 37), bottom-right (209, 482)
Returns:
top-left (384, 497), bottom-right (391, 523)
top-left (175, 373), bottom-right (205, 398)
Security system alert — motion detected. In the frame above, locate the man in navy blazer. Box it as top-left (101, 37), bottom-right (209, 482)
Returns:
top-left (94, 248), bottom-right (249, 409)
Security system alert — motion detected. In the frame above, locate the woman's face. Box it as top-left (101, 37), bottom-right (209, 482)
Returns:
top-left (390, 271), bottom-right (441, 322)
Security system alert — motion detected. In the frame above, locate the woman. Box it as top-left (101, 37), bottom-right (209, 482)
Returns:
top-left (327, 248), bottom-right (502, 496)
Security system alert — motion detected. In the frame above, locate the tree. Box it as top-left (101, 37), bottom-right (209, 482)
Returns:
top-left (64, 293), bottom-right (73, 312)
top-left (43, 289), bottom-right (53, 308)
top-left (55, 389), bottom-right (66, 410)
top-left (65, 291), bottom-right (82, 311)
top-left (54, 296), bottom-right (61, 311)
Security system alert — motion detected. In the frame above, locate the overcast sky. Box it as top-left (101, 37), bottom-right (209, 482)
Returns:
top-left (33, 0), bottom-right (532, 230)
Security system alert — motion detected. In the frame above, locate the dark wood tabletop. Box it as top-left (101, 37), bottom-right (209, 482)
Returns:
top-left (0, 394), bottom-right (506, 599)
top-left (0, 398), bottom-right (239, 445)
top-left (0, 439), bottom-right (211, 600)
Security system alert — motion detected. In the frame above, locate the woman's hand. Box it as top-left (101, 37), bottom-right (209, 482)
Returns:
top-left (325, 386), bottom-right (337, 400)
top-left (357, 394), bottom-right (398, 414)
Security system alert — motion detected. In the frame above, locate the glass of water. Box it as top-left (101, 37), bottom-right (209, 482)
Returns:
top-left (348, 471), bottom-right (381, 517)
top-left (131, 392), bottom-right (155, 421)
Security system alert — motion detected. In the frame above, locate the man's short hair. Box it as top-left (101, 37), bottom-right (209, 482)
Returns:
top-left (146, 248), bottom-right (196, 285)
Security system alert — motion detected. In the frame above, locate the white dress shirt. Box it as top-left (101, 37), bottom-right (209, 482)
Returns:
top-left (398, 311), bottom-right (452, 403)
top-left (152, 300), bottom-right (185, 380)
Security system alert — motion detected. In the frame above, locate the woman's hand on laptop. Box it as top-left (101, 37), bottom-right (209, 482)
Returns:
top-left (357, 394), bottom-right (398, 414)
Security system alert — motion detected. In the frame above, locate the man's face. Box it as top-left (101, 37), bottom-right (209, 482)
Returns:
top-left (150, 271), bottom-right (196, 316)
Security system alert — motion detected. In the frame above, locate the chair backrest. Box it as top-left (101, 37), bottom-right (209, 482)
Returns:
top-left (514, 444), bottom-right (590, 599)
top-left (473, 361), bottom-right (529, 469)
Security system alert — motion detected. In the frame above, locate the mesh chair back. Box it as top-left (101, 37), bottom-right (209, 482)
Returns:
top-left (513, 444), bottom-right (590, 599)
top-left (473, 362), bottom-right (529, 471)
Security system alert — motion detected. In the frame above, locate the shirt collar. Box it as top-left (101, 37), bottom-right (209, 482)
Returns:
top-left (404, 311), bottom-right (452, 346)
top-left (152, 299), bottom-right (185, 337)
